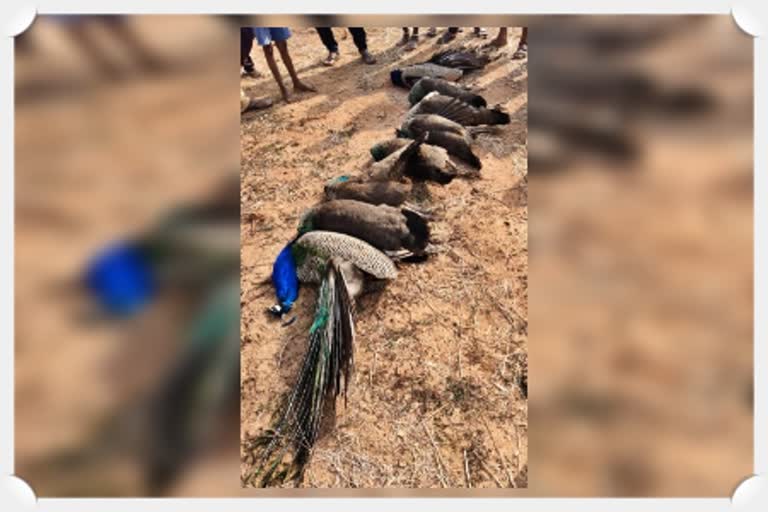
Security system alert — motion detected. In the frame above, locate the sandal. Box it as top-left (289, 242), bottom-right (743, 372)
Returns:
top-left (322, 51), bottom-right (340, 66)
top-left (360, 50), bottom-right (377, 64)
top-left (438, 31), bottom-right (457, 44)
top-left (405, 35), bottom-right (419, 51)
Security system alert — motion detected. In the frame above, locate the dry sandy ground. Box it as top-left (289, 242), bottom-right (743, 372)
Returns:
top-left (240, 27), bottom-right (528, 488)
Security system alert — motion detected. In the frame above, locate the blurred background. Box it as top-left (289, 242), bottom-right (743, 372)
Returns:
top-left (14, 14), bottom-right (752, 497)
top-left (527, 14), bottom-right (753, 496)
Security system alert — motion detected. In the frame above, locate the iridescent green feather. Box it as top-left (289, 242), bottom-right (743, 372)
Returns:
top-left (242, 261), bottom-right (354, 487)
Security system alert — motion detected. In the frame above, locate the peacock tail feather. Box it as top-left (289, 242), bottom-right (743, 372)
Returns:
top-left (243, 260), bottom-right (355, 487)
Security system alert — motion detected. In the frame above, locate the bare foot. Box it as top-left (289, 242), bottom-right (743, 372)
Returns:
top-left (491, 36), bottom-right (508, 48)
top-left (397, 32), bottom-right (410, 46)
top-left (279, 86), bottom-right (291, 103)
top-left (512, 43), bottom-right (527, 59)
top-left (405, 35), bottom-right (418, 51)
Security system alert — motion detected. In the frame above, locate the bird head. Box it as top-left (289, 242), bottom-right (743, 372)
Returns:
top-left (394, 128), bottom-right (409, 139)
top-left (390, 69), bottom-right (406, 88)
top-left (83, 240), bottom-right (157, 317)
top-left (323, 175), bottom-right (351, 199)
top-left (269, 239), bottom-right (300, 317)
top-left (296, 208), bottom-right (315, 235)
top-left (369, 143), bottom-right (390, 161)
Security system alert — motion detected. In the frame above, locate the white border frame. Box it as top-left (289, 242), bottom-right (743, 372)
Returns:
top-left (2, 1), bottom-right (766, 510)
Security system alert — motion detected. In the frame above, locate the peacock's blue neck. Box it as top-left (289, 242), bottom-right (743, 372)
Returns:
top-left (271, 242), bottom-right (299, 314)
top-left (84, 241), bottom-right (156, 316)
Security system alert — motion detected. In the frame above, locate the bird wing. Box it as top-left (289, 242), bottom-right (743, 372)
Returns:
top-left (295, 231), bottom-right (397, 280)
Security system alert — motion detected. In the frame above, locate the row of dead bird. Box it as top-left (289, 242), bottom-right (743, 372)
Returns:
top-left (242, 46), bottom-right (511, 487)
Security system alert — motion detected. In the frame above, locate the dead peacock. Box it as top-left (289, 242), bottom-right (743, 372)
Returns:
top-left (268, 198), bottom-right (430, 318)
top-left (368, 136), bottom-right (458, 184)
top-left (427, 46), bottom-right (491, 71)
top-left (244, 230), bottom-right (398, 486)
top-left (298, 199), bottom-right (430, 258)
top-left (324, 176), bottom-right (411, 206)
top-left (408, 76), bottom-right (488, 107)
top-left (397, 114), bottom-right (492, 169)
top-left (390, 63), bottom-right (464, 89)
top-left (405, 91), bottom-right (510, 126)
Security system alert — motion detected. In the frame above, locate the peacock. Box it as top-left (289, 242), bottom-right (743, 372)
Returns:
top-left (405, 91), bottom-right (510, 126)
top-left (400, 113), bottom-right (472, 138)
top-left (390, 63), bottom-right (463, 89)
top-left (324, 176), bottom-right (411, 206)
top-left (82, 178), bottom-right (241, 494)
top-left (397, 114), bottom-right (492, 169)
top-left (298, 199), bottom-right (430, 257)
top-left (408, 77), bottom-right (488, 107)
top-left (268, 199), bottom-right (430, 317)
top-left (427, 46), bottom-right (491, 71)
top-left (84, 176), bottom-right (241, 316)
top-left (145, 275), bottom-right (240, 493)
top-left (245, 230), bottom-right (398, 486)
top-left (366, 135), bottom-right (425, 182)
top-left (369, 137), bottom-right (459, 184)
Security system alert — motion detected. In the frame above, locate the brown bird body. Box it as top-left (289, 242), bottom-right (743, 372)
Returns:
top-left (408, 77), bottom-right (487, 107)
top-left (300, 199), bottom-right (429, 254)
top-left (369, 138), bottom-right (458, 184)
top-left (428, 47), bottom-right (490, 71)
top-left (398, 115), bottom-right (483, 169)
top-left (324, 178), bottom-right (410, 206)
top-left (402, 113), bottom-right (468, 138)
top-left (367, 137), bottom-right (423, 182)
top-left (406, 92), bottom-right (510, 126)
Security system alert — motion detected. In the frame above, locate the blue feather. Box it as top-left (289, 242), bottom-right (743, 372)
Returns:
top-left (272, 243), bottom-right (299, 313)
top-left (84, 241), bottom-right (156, 316)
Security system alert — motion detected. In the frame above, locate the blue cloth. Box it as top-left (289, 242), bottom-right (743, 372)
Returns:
top-left (84, 241), bottom-right (156, 316)
top-left (254, 27), bottom-right (292, 47)
top-left (272, 243), bottom-right (299, 313)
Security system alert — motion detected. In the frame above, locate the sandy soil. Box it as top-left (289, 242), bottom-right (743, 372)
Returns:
top-left (240, 27), bottom-right (528, 488)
